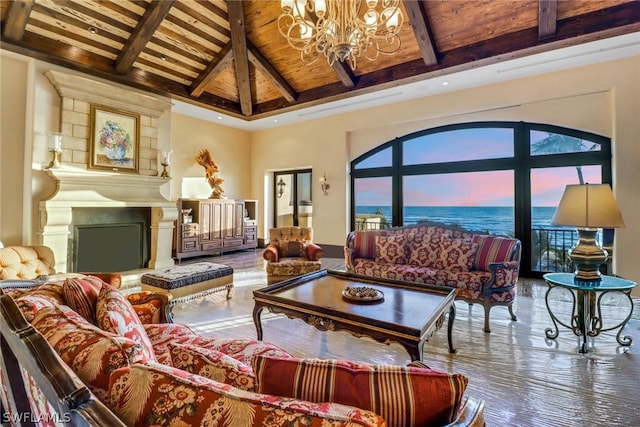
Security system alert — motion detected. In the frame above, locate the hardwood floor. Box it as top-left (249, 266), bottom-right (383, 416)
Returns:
top-left (170, 251), bottom-right (640, 427)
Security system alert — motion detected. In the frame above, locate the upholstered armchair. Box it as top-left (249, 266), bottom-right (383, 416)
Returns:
top-left (0, 245), bottom-right (121, 288)
top-left (262, 227), bottom-right (323, 276)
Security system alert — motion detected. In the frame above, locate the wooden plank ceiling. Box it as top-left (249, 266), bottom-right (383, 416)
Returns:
top-left (2, 0), bottom-right (639, 121)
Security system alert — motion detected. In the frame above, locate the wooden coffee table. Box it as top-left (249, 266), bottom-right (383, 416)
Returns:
top-left (253, 270), bottom-right (456, 362)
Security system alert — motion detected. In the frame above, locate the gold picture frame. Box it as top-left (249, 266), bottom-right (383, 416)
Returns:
top-left (89, 105), bottom-right (140, 173)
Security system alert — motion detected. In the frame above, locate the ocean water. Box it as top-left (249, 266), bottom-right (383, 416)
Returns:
top-left (355, 205), bottom-right (568, 237)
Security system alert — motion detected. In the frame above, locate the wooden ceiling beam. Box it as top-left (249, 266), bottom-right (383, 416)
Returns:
top-left (114, 0), bottom-right (176, 74)
top-left (227, 0), bottom-right (252, 116)
top-left (403, 0), bottom-right (438, 66)
top-left (538, 0), bottom-right (558, 39)
top-left (3, 0), bottom-right (35, 41)
top-left (247, 41), bottom-right (297, 103)
top-left (332, 61), bottom-right (357, 88)
top-left (190, 43), bottom-right (234, 97)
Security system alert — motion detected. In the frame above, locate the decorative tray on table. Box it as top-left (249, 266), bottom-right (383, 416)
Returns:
top-left (341, 286), bottom-right (384, 303)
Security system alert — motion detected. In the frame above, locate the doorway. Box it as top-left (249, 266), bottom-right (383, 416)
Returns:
top-left (274, 169), bottom-right (312, 228)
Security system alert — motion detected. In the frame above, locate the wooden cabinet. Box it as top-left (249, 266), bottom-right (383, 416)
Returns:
top-left (174, 198), bottom-right (258, 262)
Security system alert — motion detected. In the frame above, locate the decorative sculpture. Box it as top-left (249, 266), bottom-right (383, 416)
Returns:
top-left (195, 148), bottom-right (225, 199)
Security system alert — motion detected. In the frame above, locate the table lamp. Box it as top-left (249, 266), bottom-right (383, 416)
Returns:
top-left (551, 183), bottom-right (625, 284)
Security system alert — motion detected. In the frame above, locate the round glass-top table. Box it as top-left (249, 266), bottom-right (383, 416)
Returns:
top-left (543, 273), bottom-right (637, 353)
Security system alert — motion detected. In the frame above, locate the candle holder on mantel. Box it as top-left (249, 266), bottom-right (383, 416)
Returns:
top-left (160, 161), bottom-right (170, 178)
top-left (45, 133), bottom-right (63, 169)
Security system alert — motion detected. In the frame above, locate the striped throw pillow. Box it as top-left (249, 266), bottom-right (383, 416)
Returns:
top-left (62, 276), bottom-right (105, 324)
top-left (472, 235), bottom-right (519, 271)
top-left (252, 356), bottom-right (469, 427)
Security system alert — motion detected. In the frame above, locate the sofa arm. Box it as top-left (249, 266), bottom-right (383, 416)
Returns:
top-left (262, 245), bottom-right (279, 262)
top-left (126, 291), bottom-right (173, 324)
top-left (483, 261), bottom-right (520, 298)
top-left (489, 261), bottom-right (520, 287)
top-left (344, 247), bottom-right (356, 272)
top-left (306, 243), bottom-right (323, 261)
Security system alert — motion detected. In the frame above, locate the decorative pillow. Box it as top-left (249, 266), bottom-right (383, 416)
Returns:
top-left (108, 363), bottom-right (386, 427)
top-left (352, 230), bottom-right (386, 259)
top-left (125, 291), bottom-right (165, 324)
top-left (407, 233), bottom-right (446, 267)
top-left (62, 275), bottom-right (105, 324)
top-left (278, 240), bottom-right (305, 257)
top-left (252, 355), bottom-right (469, 427)
top-left (31, 305), bottom-right (146, 401)
top-left (374, 234), bottom-right (407, 264)
top-left (434, 238), bottom-right (478, 272)
top-left (168, 343), bottom-right (256, 391)
top-left (8, 283), bottom-right (65, 322)
top-left (96, 283), bottom-right (157, 362)
top-left (15, 294), bottom-right (60, 323)
top-left (472, 235), bottom-right (519, 271)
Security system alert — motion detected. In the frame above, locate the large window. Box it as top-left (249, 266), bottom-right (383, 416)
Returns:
top-left (351, 122), bottom-right (611, 278)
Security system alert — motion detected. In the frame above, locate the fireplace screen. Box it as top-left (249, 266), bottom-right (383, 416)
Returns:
top-left (74, 224), bottom-right (144, 272)
top-left (71, 207), bottom-right (150, 272)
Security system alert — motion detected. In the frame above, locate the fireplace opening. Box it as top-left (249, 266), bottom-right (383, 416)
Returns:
top-left (71, 207), bottom-right (151, 272)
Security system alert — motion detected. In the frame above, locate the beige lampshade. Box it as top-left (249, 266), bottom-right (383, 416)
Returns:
top-left (551, 184), bottom-right (625, 228)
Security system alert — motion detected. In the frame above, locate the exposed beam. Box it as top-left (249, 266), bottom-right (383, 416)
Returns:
top-left (402, 0), bottom-right (438, 66)
top-left (332, 61), bottom-right (357, 88)
top-left (538, 0), bottom-right (558, 39)
top-left (115, 0), bottom-right (176, 74)
top-left (3, 0), bottom-right (35, 41)
top-left (247, 42), bottom-right (297, 103)
top-left (227, 0), bottom-right (252, 116)
top-left (190, 43), bottom-right (234, 97)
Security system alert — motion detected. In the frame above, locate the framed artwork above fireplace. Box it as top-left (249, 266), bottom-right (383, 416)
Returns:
top-left (89, 105), bottom-right (140, 173)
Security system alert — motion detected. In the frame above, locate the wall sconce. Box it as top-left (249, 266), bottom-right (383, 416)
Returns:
top-left (45, 133), bottom-right (63, 169)
top-left (319, 172), bottom-right (330, 195)
top-left (551, 183), bottom-right (625, 284)
top-left (276, 177), bottom-right (286, 198)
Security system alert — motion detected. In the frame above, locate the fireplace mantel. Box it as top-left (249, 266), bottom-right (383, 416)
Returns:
top-left (39, 168), bottom-right (177, 273)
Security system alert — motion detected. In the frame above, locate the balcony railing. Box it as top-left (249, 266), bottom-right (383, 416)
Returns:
top-left (531, 227), bottom-right (575, 273)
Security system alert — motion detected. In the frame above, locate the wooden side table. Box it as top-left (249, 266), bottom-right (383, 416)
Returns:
top-left (543, 272), bottom-right (637, 353)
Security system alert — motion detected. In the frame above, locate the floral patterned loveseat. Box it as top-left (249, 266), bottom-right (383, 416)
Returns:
top-left (345, 223), bottom-right (521, 333)
top-left (0, 276), bottom-right (486, 426)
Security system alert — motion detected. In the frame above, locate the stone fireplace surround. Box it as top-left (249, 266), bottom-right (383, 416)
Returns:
top-left (40, 70), bottom-right (176, 274)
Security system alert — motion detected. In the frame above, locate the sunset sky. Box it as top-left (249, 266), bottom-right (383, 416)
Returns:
top-left (355, 128), bottom-right (602, 207)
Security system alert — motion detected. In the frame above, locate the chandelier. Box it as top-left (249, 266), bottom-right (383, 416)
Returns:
top-left (278, 0), bottom-right (403, 70)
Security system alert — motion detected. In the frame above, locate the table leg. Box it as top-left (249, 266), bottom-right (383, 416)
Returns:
top-left (544, 283), bottom-right (562, 340)
top-left (447, 303), bottom-right (457, 354)
top-left (576, 289), bottom-right (590, 354)
top-left (592, 290), bottom-right (635, 348)
top-left (252, 304), bottom-right (264, 341)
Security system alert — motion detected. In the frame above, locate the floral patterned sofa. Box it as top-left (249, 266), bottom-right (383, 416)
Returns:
top-left (0, 276), bottom-right (486, 426)
top-left (345, 223), bottom-right (521, 333)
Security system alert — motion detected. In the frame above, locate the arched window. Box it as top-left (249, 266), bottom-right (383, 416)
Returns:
top-left (350, 122), bottom-right (611, 278)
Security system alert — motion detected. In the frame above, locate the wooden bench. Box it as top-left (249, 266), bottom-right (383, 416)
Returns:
top-left (141, 262), bottom-right (233, 304)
